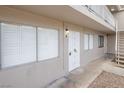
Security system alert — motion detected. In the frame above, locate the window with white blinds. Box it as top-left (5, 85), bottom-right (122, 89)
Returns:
top-left (84, 34), bottom-right (93, 50)
top-left (38, 27), bottom-right (58, 61)
top-left (89, 34), bottom-right (93, 49)
top-left (1, 23), bottom-right (36, 68)
top-left (0, 22), bottom-right (59, 68)
top-left (84, 34), bottom-right (89, 50)
top-left (20, 26), bottom-right (36, 63)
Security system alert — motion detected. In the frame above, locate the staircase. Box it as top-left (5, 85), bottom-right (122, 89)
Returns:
top-left (116, 31), bottom-right (124, 67)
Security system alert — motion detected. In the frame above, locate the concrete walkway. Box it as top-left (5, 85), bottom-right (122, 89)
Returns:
top-left (47, 59), bottom-right (124, 88)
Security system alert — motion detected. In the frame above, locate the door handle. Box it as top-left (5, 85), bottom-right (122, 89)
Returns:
top-left (74, 48), bottom-right (77, 53)
top-left (69, 52), bottom-right (71, 56)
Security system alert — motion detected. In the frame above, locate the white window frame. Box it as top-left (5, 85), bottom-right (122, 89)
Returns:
top-left (0, 22), bottom-right (59, 69)
top-left (0, 23), bottom-right (37, 69)
top-left (37, 27), bottom-right (59, 62)
top-left (89, 34), bottom-right (93, 50)
top-left (84, 34), bottom-right (93, 50)
top-left (98, 35), bottom-right (104, 48)
top-left (84, 34), bottom-right (89, 50)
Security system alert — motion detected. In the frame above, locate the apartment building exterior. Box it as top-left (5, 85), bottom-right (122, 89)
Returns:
top-left (0, 5), bottom-right (122, 87)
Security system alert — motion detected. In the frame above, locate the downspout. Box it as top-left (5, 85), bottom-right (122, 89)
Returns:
top-left (115, 16), bottom-right (118, 63)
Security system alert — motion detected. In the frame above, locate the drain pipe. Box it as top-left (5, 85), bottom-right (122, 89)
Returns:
top-left (115, 18), bottom-right (118, 63)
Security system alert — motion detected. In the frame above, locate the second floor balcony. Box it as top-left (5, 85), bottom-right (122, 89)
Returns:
top-left (5, 5), bottom-right (116, 32)
top-left (84, 5), bottom-right (115, 29)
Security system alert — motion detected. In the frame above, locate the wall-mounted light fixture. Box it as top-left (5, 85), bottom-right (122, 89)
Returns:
top-left (111, 8), bottom-right (115, 11)
top-left (65, 27), bottom-right (69, 38)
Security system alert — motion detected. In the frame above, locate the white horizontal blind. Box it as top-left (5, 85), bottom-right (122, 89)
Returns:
top-left (84, 34), bottom-right (89, 50)
top-left (1, 23), bottom-right (36, 68)
top-left (38, 27), bottom-right (58, 61)
top-left (89, 34), bottom-right (93, 49)
top-left (1, 23), bottom-right (20, 68)
top-left (20, 26), bottom-right (36, 63)
top-left (84, 34), bottom-right (93, 50)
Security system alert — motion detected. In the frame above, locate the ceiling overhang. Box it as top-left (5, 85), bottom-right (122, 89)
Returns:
top-left (7, 5), bottom-right (115, 33)
top-left (108, 5), bottom-right (124, 13)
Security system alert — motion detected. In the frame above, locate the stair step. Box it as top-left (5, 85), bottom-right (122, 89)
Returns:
top-left (116, 59), bottom-right (124, 63)
top-left (117, 44), bottom-right (124, 45)
top-left (118, 41), bottom-right (124, 42)
top-left (117, 43), bottom-right (124, 45)
top-left (117, 46), bottom-right (124, 48)
top-left (119, 35), bottom-right (124, 36)
top-left (117, 52), bottom-right (124, 53)
top-left (118, 38), bottom-right (124, 39)
top-left (116, 56), bottom-right (124, 59)
top-left (118, 39), bottom-right (124, 40)
top-left (117, 44), bottom-right (124, 47)
top-left (118, 46), bottom-right (124, 47)
top-left (116, 63), bottom-right (124, 68)
top-left (118, 48), bottom-right (124, 50)
top-left (118, 39), bottom-right (124, 41)
top-left (119, 34), bottom-right (124, 35)
top-left (117, 57), bottom-right (124, 59)
top-left (118, 36), bottom-right (124, 37)
top-left (118, 49), bottom-right (124, 50)
top-left (117, 41), bottom-right (124, 42)
top-left (117, 40), bottom-right (124, 41)
top-left (116, 53), bottom-right (124, 55)
top-left (118, 48), bottom-right (124, 49)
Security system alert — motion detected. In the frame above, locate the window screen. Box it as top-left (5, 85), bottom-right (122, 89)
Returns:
top-left (98, 35), bottom-right (104, 48)
top-left (20, 26), bottom-right (36, 63)
top-left (1, 23), bottom-right (36, 68)
top-left (84, 34), bottom-right (89, 50)
top-left (38, 27), bottom-right (58, 61)
top-left (89, 34), bottom-right (93, 49)
top-left (84, 34), bottom-right (93, 50)
top-left (1, 22), bottom-right (59, 68)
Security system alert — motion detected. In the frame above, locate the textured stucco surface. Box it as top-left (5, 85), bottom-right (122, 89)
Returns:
top-left (0, 6), bottom-right (110, 87)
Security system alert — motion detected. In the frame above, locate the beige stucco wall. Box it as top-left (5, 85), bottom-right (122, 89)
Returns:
top-left (63, 23), bottom-right (107, 67)
top-left (0, 6), bottom-right (65, 88)
top-left (114, 11), bottom-right (124, 31)
top-left (64, 23), bottom-right (107, 70)
top-left (107, 34), bottom-right (116, 54)
top-left (106, 11), bottom-right (123, 55)
top-left (81, 28), bottom-right (107, 66)
top-left (0, 6), bottom-right (108, 87)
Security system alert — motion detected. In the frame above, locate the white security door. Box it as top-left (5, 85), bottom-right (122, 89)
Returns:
top-left (68, 31), bottom-right (80, 72)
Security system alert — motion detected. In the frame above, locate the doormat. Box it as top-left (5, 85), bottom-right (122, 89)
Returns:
top-left (88, 71), bottom-right (124, 88)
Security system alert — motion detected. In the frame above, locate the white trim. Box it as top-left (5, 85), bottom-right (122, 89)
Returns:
top-left (0, 21), bottom-right (60, 69)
